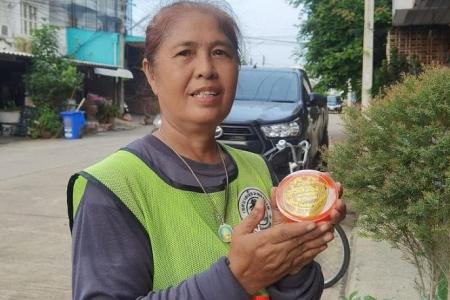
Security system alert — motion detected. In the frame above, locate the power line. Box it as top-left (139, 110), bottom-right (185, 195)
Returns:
top-left (244, 36), bottom-right (302, 45)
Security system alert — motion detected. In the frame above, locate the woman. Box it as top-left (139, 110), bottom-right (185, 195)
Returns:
top-left (67, 1), bottom-right (346, 299)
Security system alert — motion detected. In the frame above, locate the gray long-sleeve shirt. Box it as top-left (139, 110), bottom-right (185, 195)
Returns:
top-left (72, 134), bottom-right (324, 299)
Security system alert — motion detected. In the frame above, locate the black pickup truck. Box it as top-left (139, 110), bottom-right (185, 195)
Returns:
top-left (216, 66), bottom-right (329, 180)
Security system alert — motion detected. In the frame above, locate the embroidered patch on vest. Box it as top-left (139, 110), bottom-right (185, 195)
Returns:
top-left (238, 187), bottom-right (272, 229)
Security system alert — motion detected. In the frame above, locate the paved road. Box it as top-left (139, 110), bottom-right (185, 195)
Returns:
top-left (328, 112), bottom-right (347, 144)
top-left (0, 115), bottom-right (420, 299)
top-left (0, 126), bottom-right (153, 299)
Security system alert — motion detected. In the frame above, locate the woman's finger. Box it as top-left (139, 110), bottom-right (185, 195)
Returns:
top-left (268, 221), bottom-right (317, 244)
top-left (288, 245), bottom-right (328, 275)
top-left (288, 230), bottom-right (334, 257)
top-left (330, 198), bottom-right (346, 224)
top-left (270, 187), bottom-right (284, 226)
top-left (336, 182), bottom-right (343, 198)
top-left (277, 222), bottom-right (332, 252)
top-left (233, 199), bottom-right (266, 235)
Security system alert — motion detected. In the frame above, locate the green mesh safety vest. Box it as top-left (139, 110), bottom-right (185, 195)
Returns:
top-left (68, 144), bottom-right (273, 291)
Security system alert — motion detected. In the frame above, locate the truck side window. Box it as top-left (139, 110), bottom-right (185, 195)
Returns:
top-left (301, 76), bottom-right (312, 105)
top-left (302, 78), bottom-right (312, 94)
top-left (301, 82), bottom-right (309, 105)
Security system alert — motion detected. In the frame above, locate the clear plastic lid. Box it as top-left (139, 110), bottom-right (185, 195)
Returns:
top-left (276, 170), bottom-right (338, 222)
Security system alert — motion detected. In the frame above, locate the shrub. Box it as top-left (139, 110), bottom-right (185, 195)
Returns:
top-left (96, 102), bottom-right (120, 124)
top-left (29, 107), bottom-right (61, 138)
top-left (372, 48), bottom-right (423, 97)
top-left (327, 67), bottom-right (450, 299)
top-left (341, 291), bottom-right (377, 300)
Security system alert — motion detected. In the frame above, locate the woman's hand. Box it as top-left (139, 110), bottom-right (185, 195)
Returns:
top-left (228, 200), bottom-right (333, 294)
top-left (244, 182), bottom-right (347, 280)
top-left (271, 182), bottom-right (347, 275)
top-left (270, 186), bottom-right (338, 276)
top-left (330, 182), bottom-right (346, 225)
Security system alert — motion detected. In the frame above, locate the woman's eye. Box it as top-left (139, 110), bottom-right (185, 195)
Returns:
top-left (212, 49), bottom-right (229, 57)
top-left (176, 50), bottom-right (191, 57)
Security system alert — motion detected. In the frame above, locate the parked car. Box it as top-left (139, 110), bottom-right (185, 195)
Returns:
top-left (327, 95), bottom-right (343, 113)
top-left (216, 66), bottom-right (329, 180)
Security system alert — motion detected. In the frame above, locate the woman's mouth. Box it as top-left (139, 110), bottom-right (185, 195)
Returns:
top-left (190, 91), bottom-right (219, 98)
top-left (189, 89), bottom-right (222, 106)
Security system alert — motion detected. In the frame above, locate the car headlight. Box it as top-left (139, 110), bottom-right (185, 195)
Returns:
top-left (261, 120), bottom-right (300, 138)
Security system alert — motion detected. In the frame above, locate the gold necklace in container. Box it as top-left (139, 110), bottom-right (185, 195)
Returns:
top-left (170, 143), bottom-right (233, 243)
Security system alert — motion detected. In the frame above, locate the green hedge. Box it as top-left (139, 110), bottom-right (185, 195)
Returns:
top-left (328, 67), bottom-right (449, 298)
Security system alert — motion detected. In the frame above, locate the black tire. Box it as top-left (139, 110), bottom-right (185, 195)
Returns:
top-left (320, 128), bottom-right (329, 148)
top-left (310, 129), bottom-right (329, 171)
top-left (315, 224), bottom-right (351, 289)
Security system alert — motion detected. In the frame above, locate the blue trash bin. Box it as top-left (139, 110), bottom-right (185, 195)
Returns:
top-left (60, 111), bottom-right (85, 139)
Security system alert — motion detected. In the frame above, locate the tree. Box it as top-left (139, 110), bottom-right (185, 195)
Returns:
top-left (372, 48), bottom-right (423, 97)
top-left (24, 25), bottom-right (83, 111)
top-left (327, 67), bottom-right (450, 299)
top-left (288, 0), bottom-right (391, 96)
top-left (24, 25), bottom-right (84, 137)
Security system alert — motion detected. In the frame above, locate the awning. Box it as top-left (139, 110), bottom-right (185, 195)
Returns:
top-left (0, 50), bottom-right (33, 57)
top-left (392, 0), bottom-right (450, 26)
top-left (94, 67), bottom-right (134, 79)
top-left (0, 50), bottom-right (33, 63)
top-left (393, 8), bottom-right (450, 26)
top-left (74, 59), bottom-right (117, 68)
top-left (125, 35), bottom-right (145, 43)
top-left (125, 35), bottom-right (145, 48)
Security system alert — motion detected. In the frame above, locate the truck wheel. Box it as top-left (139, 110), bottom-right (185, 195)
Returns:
top-left (320, 129), bottom-right (329, 147)
top-left (312, 129), bottom-right (329, 171)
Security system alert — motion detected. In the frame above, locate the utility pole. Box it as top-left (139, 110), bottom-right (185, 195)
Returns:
top-left (347, 79), bottom-right (353, 107)
top-left (362, 0), bottom-right (374, 109)
top-left (118, 0), bottom-right (127, 111)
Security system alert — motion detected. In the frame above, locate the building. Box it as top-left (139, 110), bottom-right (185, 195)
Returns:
top-left (48, 0), bottom-right (135, 108)
top-left (390, 0), bottom-right (450, 65)
top-left (0, 0), bottom-right (50, 52)
top-left (0, 0), bottom-right (51, 111)
top-left (1, 0), bottom-right (151, 129)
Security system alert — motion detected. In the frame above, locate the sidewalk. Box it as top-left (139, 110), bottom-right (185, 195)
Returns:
top-left (0, 125), bottom-right (152, 300)
top-left (0, 113), bottom-right (149, 145)
top-left (344, 230), bottom-right (421, 299)
top-left (321, 216), bottom-right (421, 300)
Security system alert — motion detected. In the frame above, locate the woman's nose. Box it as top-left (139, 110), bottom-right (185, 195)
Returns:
top-left (195, 53), bottom-right (218, 79)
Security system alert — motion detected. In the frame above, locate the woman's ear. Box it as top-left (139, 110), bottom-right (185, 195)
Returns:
top-left (142, 58), bottom-right (158, 96)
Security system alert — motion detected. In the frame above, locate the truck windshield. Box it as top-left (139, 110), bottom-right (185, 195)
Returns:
top-left (327, 96), bottom-right (341, 105)
top-left (235, 70), bottom-right (299, 102)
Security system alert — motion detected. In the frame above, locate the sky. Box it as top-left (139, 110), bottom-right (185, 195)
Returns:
top-left (130, 0), bottom-right (304, 67)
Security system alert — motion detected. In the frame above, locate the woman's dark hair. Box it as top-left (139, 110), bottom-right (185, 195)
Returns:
top-left (144, 1), bottom-right (242, 66)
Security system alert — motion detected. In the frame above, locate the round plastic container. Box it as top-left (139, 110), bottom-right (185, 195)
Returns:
top-left (276, 170), bottom-right (339, 222)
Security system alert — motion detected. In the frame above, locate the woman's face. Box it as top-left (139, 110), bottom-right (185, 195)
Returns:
top-left (144, 10), bottom-right (239, 130)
